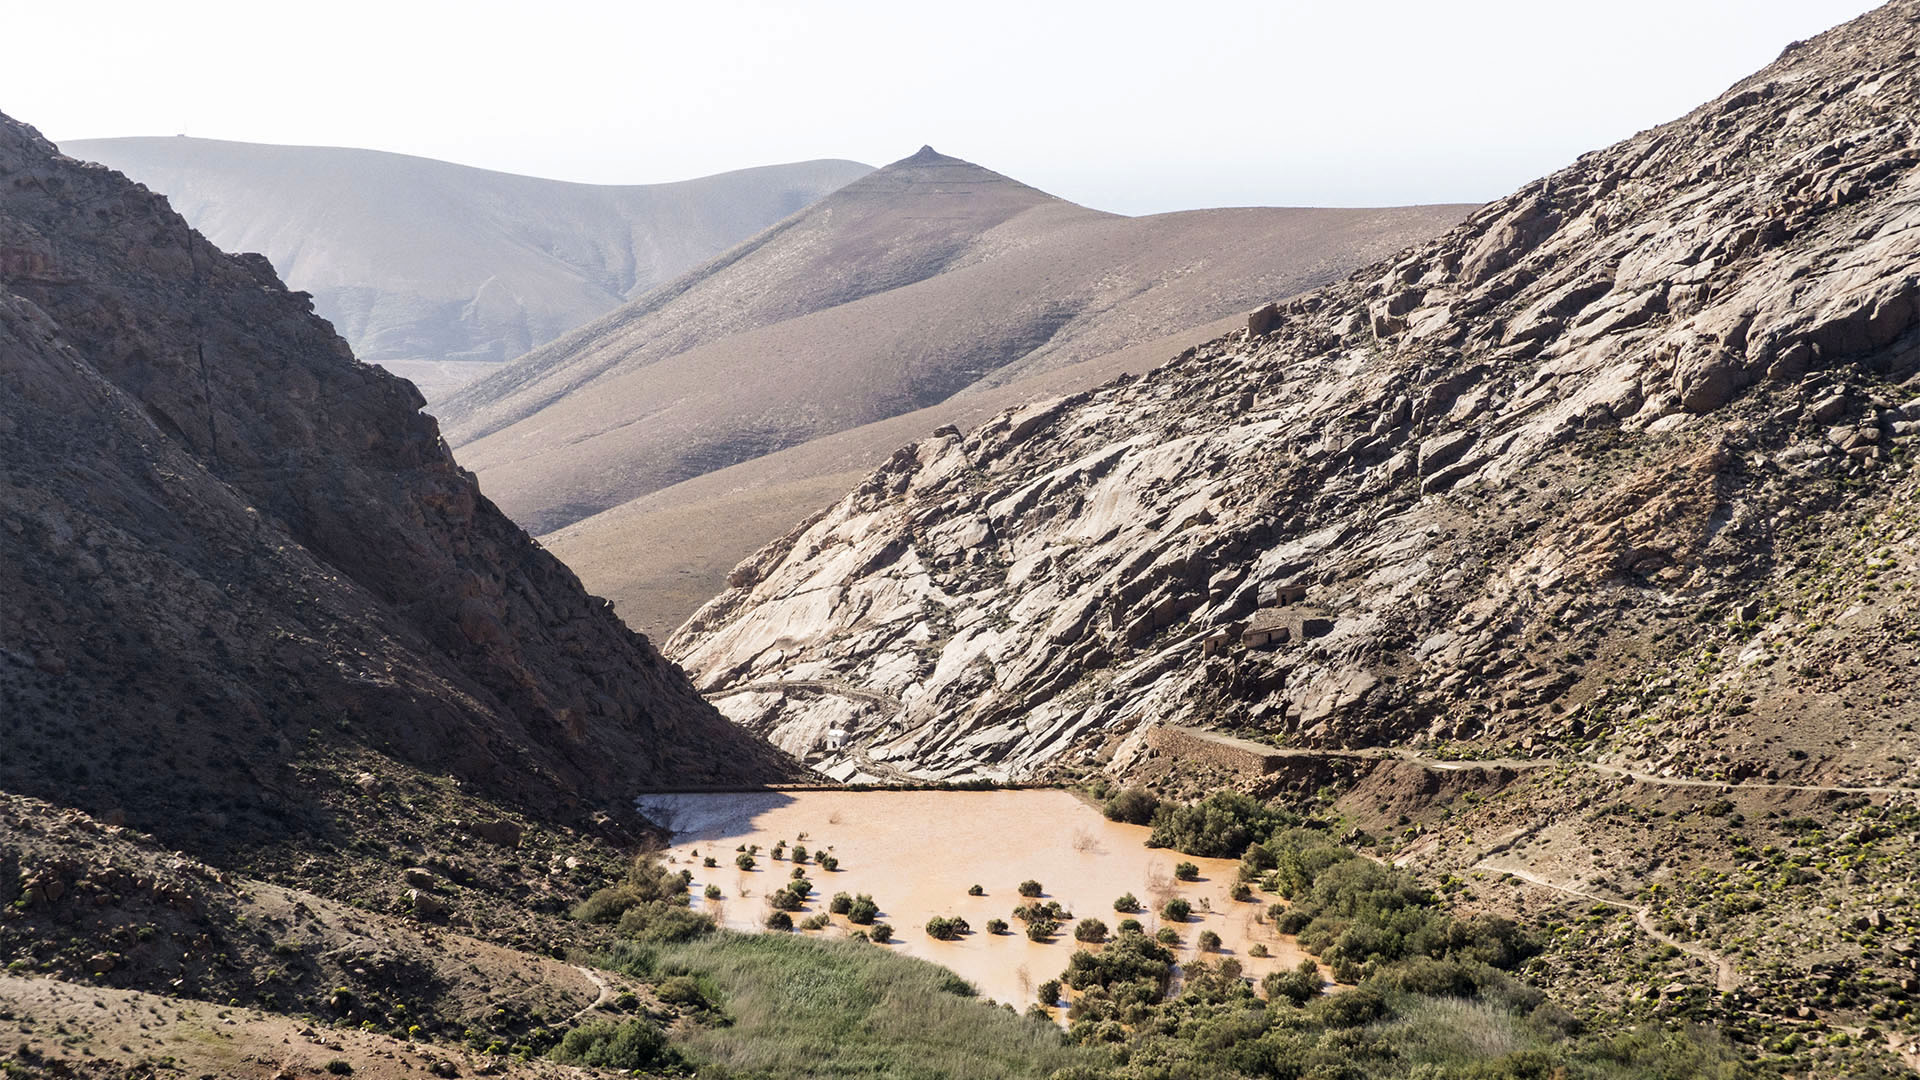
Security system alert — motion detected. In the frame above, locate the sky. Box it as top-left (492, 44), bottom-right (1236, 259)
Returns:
top-left (7, 0), bottom-right (1883, 215)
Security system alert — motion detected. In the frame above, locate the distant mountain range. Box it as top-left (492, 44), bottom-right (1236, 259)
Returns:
top-left (438, 146), bottom-right (1473, 634)
top-left (63, 136), bottom-right (872, 398)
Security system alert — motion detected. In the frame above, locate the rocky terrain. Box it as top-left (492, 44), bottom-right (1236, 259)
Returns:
top-left (672, 2), bottom-right (1920, 794)
top-left (434, 147), bottom-right (1468, 630)
top-left (66, 136), bottom-right (871, 398)
top-left (0, 111), bottom-right (804, 866)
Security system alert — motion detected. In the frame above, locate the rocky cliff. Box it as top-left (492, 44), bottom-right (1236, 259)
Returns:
top-left (0, 113), bottom-right (802, 855)
top-left (672, 2), bottom-right (1920, 788)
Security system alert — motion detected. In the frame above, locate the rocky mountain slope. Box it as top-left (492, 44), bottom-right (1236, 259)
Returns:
top-left (0, 112), bottom-right (803, 860)
top-left (672, 1), bottom-right (1920, 792)
top-left (65, 136), bottom-right (871, 398)
top-left (436, 147), bottom-right (1471, 543)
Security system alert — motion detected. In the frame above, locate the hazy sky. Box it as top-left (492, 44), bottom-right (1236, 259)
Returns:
top-left (9, 0), bottom-right (1881, 214)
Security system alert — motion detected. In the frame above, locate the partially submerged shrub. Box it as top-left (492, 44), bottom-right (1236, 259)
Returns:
top-left (986, 917), bottom-right (1010, 934)
top-left (1113, 893), bottom-right (1142, 913)
top-left (828, 892), bottom-right (853, 915)
top-left (1161, 897), bottom-right (1191, 922)
top-left (1037, 979), bottom-right (1063, 1006)
top-left (926, 915), bottom-right (971, 940)
top-left (1103, 787), bottom-right (1160, 825)
top-left (1018, 880), bottom-right (1044, 897)
top-left (968, 884), bottom-right (985, 896)
top-left (1197, 929), bottom-right (1222, 953)
top-left (870, 922), bottom-right (894, 943)
top-left (1074, 918), bottom-right (1109, 944)
top-left (1175, 861), bottom-right (1200, 881)
top-left (847, 894), bottom-right (880, 925)
top-left (765, 910), bottom-right (793, 931)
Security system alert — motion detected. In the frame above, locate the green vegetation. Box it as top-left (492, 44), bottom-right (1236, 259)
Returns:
top-left (847, 894), bottom-right (879, 925)
top-left (1175, 861), bottom-right (1200, 881)
top-left (1161, 897), bottom-right (1191, 922)
top-left (550, 1018), bottom-right (683, 1071)
top-left (1197, 929), bottom-right (1221, 952)
top-left (870, 923), bottom-right (894, 944)
top-left (1113, 892), bottom-right (1141, 913)
top-left (573, 854), bottom-right (715, 943)
top-left (987, 918), bottom-right (1010, 934)
top-left (1103, 786), bottom-right (1160, 825)
top-left (1147, 790), bottom-right (1294, 857)
top-left (588, 933), bottom-right (1085, 1078)
top-left (926, 916), bottom-right (970, 940)
top-left (968, 884), bottom-right (985, 896)
top-left (1074, 918), bottom-right (1109, 944)
top-left (736, 852), bottom-right (757, 871)
top-left (1018, 879), bottom-right (1044, 897)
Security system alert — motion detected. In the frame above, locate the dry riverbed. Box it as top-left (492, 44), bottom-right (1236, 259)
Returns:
top-left (637, 789), bottom-right (1313, 1009)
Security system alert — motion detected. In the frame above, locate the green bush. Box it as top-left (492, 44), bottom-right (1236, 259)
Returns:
top-left (766, 910), bottom-right (793, 931)
top-left (1155, 926), bottom-right (1179, 946)
top-left (1074, 918), bottom-right (1109, 944)
top-left (736, 853), bottom-right (756, 871)
top-left (1147, 791), bottom-right (1293, 858)
top-left (1197, 929), bottom-right (1221, 953)
top-left (705, 884), bottom-right (721, 900)
top-left (926, 916), bottom-right (971, 940)
top-left (791, 845), bottom-right (809, 864)
top-left (828, 892), bottom-right (852, 915)
top-left (768, 886), bottom-right (805, 912)
top-left (1262, 959), bottom-right (1322, 1006)
top-left (1117, 918), bottom-right (1143, 936)
top-left (1038, 979), bottom-right (1063, 1005)
top-left (870, 922), bottom-right (894, 943)
top-left (572, 854), bottom-right (690, 924)
top-left (847, 894), bottom-right (879, 925)
top-left (968, 884), bottom-right (985, 896)
top-left (986, 918), bottom-right (1010, 934)
top-left (1027, 919), bottom-right (1059, 942)
top-left (1175, 861), bottom-right (1200, 881)
top-left (550, 1018), bottom-right (681, 1071)
top-left (1103, 787), bottom-right (1160, 825)
top-left (817, 854), bottom-right (839, 872)
top-left (1018, 880), bottom-right (1044, 897)
top-left (1113, 892), bottom-right (1142, 913)
top-left (615, 900), bottom-right (715, 943)
top-left (1161, 897), bottom-right (1191, 922)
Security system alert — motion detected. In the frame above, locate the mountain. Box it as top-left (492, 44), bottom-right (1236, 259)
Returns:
top-left (0, 113), bottom-right (803, 860)
top-left (62, 135), bottom-right (872, 398)
top-left (434, 146), bottom-right (1469, 630)
top-left (671, 5), bottom-right (1920, 792)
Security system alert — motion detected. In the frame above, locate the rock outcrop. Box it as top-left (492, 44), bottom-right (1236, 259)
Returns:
top-left (0, 112), bottom-right (804, 853)
top-left (672, 2), bottom-right (1920, 789)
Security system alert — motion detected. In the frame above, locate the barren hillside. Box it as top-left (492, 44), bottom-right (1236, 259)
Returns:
top-left (438, 147), bottom-right (1471, 540)
top-left (65, 136), bottom-right (871, 397)
top-left (0, 113), bottom-right (803, 862)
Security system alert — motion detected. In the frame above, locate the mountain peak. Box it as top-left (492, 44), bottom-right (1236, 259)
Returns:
top-left (907, 144), bottom-right (943, 163)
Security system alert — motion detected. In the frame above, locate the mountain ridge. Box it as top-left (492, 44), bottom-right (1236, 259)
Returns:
top-left (64, 135), bottom-right (872, 397)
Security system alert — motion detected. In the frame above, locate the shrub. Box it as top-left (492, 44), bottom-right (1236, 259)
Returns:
top-left (1147, 791), bottom-right (1291, 858)
top-left (1027, 919), bottom-right (1059, 942)
top-left (790, 867), bottom-right (809, 883)
top-left (572, 855), bottom-right (690, 924)
top-left (817, 854), bottom-right (839, 872)
top-left (702, 857), bottom-right (717, 868)
top-left (1248, 943), bottom-right (1269, 958)
top-left (847, 894), bottom-right (879, 925)
top-left (550, 1018), bottom-right (680, 1071)
top-left (765, 910), bottom-right (793, 931)
top-left (1313, 986), bottom-right (1386, 1028)
top-left (870, 922), bottom-right (894, 943)
top-left (1074, 918), bottom-right (1109, 944)
top-left (1262, 959), bottom-right (1322, 1006)
top-left (926, 916), bottom-right (971, 940)
top-left (791, 845), bottom-right (809, 864)
top-left (1103, 786), bottom-right (1160, 825)
top-left (1037, 979), bottom-right (1063, 1005)
top-left (986, 918), bottom-right (1010, 934)
top-left (1113, 893), bottom-right (1142, 913)
top-left (705, 884), bottom-right (721, 900)
top-left (1155, 927), bottom-right (1179, 945)
top-left (968, 884), bottom-right (985, 896)
top-left (1175, 862), bottom-right (1200, 881)
top-left (1161, 897), bottom-right (1191, 922)
top-left (324, 1062), bottom-right (352, 1076)
top-left (736, 853), bottom-right (756, 871)
top-left (1197, 930), bottom-right (1222, 952)
top-left (616, 901), bottom-right (715, 943)
top-left (1117, 918), bottom-right (1144, 936)
top-left (1230, 883), bottom-right (1252, 902)
top-left (768, 887), bottom-right (804, 912)
top-left (829, 892), bottom-right (853, 915)
top-left (1018, 880), bottom-right (1044, 897)
top-left (655, 974), bottom-right (709, 1010)
top-left (800, 913), bottom-right (831, 930)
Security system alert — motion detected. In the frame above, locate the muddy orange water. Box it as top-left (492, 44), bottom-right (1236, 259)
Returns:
top-left (637, 789), bottom-right (1314, 1010)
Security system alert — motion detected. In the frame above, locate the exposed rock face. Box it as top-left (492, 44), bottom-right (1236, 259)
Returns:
top-left (0, 113), bottom-right (802, 852)
top-left (673, 3), bottom-right (1920, 787)
top-left (64, 137), bottom-right (872, 399)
